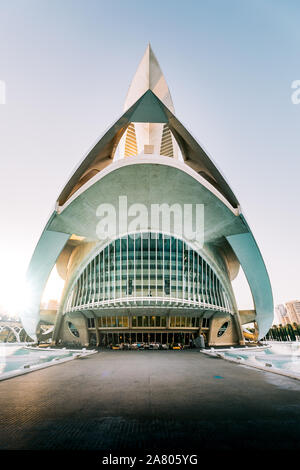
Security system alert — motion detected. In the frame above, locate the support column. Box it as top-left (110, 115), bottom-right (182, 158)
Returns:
top-left (91, 312), bottom-right (100, 347)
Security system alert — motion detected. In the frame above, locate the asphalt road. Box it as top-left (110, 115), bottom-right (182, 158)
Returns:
top-left (0, 350), bottom-right (300, 452)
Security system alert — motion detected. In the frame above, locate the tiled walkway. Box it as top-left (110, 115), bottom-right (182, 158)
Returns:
top-left (0, 350), bottom-right (300, 451)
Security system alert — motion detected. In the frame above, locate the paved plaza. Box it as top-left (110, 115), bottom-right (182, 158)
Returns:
top-left (0, 350), bottom-right (300, 451)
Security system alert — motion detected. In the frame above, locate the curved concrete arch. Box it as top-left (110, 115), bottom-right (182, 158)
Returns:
top-left (20, 215), bottom-right (70, 340)
top-left (227, 222), bottom-right (274, 339)
top-left (56, 90), bottom-right (240, 209)
top-left (21, 156), bottom-right (272, 341)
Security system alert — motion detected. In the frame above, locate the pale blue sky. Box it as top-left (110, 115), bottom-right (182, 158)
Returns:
top-left (0, 0), bottom-right (300, 314)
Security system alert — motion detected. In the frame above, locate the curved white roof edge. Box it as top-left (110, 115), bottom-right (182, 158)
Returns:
top-left (56, 154), bottom-right (240, 217)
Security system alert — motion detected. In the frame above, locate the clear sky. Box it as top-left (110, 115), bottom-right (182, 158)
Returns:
top-left (0, 0), bottom-right (300, 316)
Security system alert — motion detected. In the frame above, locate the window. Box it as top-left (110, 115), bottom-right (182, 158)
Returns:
top-left (64, 232), bottom-right (232, 315)
top-left (87, 318), bottom-right (95, 328)
top-left (68, 322), bottom-right (79, 338)
top-left (217, 321), bottom-right (229, 337)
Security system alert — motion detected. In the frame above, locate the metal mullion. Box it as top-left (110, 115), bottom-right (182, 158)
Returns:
top-left (81, 268), bottom-right (85, 306)
top-left (87, 264), bottom-right (90, 305)
top-left (214, 273), bottom-right (220, 308)
top-left (89, 262), bottom-right (92, 305)
top-left (197, 254), bottom-right (200, 304)
top-left (205, 262), bottom-right (208, 306)
top-left (99, 253), bottom-right (101, 303)
top-left (83, 267), bottom-right (87, 306)
top-left (182, 241), bottom-right (185, 302)
top-left (108, 244), bottom-right (110, 303)
top-left (162, 234), bottom-right (164, 300)
top-left (176, 238), bottom-right (178, 300)
top-left (209, 266), bottom-right (214, 307)
top-left (78, 275), bottom-right (82, 307)
top-left (197, 254), bottom-right (201, 304)
top-left (220, 282), bottom-right (225, 310)
top-left (127, 235), bottom-right (129, 303)
top-left (83, 266), bottom-right (86, 306)
top-left (87, 263), bottom-right (90, 305)
top-left (148, 234), bottom-right (150, 304)
top-left (155, 235), bottom-right (158, 302)
top-left (212, 271), bottom-right (218, 305)
top-left (201, 256), bottom-right (204, 305)
top-left (141, 233), bottom-right (143, 299)
top-left (103, 249), bottom-right (105, 301)
top-left (192, 251), bottom-right (195, 303)
top-left (221, 287), bottom-right (226, 309)
top-left (212, 271), bottom-right (217, 307)
top-left (170, 236), bottom-right (172, 299)
top-left (81, 272), bottom-right (85, 306)
top-left (210, 268), bottom-right (215, 306)
top-left (187, 246), bottom-right (190, 302)
top-left (215, 276), bottom-right (221, 309)
top-left (120, 237), bottom-right (122, 300)
top-left (73, 280), bottom-right (79, 308)
top-left (114, 239), bottom-right (116, 303)
top-left (134, 234), bottom-right (136, 300)
top-left (93, 257), bottom-right (96, 305)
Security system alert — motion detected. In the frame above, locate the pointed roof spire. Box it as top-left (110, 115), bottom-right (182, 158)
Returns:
top-left (124, 44), bottom-right (175, 114)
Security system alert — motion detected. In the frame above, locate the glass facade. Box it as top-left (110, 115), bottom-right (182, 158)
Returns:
top-left (88, 315), bottom-right (209, 329)
top-left (63, 233), bottom-right (232, 313)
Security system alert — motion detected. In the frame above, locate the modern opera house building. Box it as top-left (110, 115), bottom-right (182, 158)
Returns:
top-left (21, 45), bottom-right (273, 348)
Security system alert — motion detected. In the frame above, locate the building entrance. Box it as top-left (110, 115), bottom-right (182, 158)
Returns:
top-left (99, 331), bottom-right (197, 348)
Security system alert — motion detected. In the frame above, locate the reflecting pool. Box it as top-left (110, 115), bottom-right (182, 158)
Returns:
top-left (224, 342), bottom-right (300, 377)
top-left (0, 343), bottom-right (74, 378)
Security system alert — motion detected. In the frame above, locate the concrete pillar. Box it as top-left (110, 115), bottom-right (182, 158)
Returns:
top-left (92, 313), bottom-right (100, 347)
